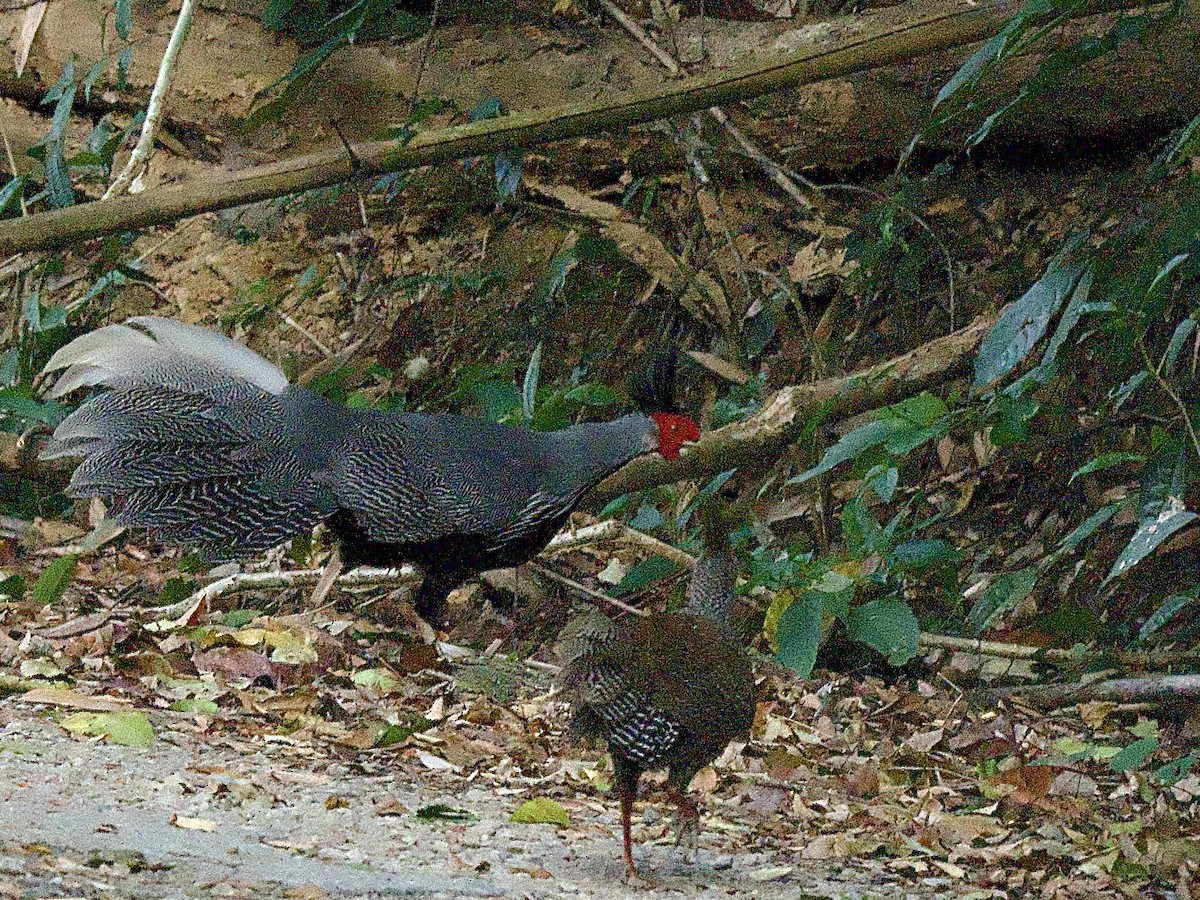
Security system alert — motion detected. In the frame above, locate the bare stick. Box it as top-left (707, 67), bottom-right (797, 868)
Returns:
top-left (597, 0), bottom-right (820, 212)
top-left (103, 0), bottom-right (197, 199)
top-left (409, 0), bottom-right (442, 115)
top-left (528, 563), bottom-right (649, 617)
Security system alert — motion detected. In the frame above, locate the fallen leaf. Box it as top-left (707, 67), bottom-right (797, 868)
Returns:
top-left (748, 866), bottom-right (794, 882)
top-left (20, 688), bottom-right (129, 711)
top-left (61, 711), bottom-right (154, 747)
top-left (904, 728), bottom-right (944, 753)
top-left (511, 797), bottom-right (570, 826)
top-left (688, 765), bottom-right (718, 795)
top-left (170, 814), bottom-right (217, 832)
top-left (687, 351), bottom-right (750, 385)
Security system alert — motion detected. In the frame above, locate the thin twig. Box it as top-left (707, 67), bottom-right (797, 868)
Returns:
top-left (104, 0), bottom-right (197, 199)
top-left (528, 562), bottom-right (649, 617)
top-left (408, 0), bottom-right (442, 115)
top-left (597, 0), bottom-right (819, 213)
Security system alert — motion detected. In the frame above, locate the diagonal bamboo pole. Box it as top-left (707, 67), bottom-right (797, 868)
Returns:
top-left (0, 0), bottom-right (1153, 255)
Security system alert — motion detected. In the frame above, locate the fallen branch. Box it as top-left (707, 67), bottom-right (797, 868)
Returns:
top-left (0, 0), bottom-right (1152, 255)
top-left (587, 313), bottom-right (994, 507)
top-left (919, 633), bottom-right (1200, 669)
top-left (162, 517), bottom-right (688, 618)
top-left (1000, 674), bottom-right (1200, 709)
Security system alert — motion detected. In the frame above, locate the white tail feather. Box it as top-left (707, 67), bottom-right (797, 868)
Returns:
top-left (42, 317), bottom-right (289, 398)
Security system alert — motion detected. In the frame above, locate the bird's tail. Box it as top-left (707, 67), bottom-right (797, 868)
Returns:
top-left (40, 317), bottom-right (338, 558)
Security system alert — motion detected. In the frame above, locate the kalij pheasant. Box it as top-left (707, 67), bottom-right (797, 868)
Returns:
top-left (40, 317), bottom-right (700, 622)
top-left (558, 499), bottom-right (755, 880)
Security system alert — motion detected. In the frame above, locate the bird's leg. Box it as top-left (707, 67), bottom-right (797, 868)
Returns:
top-left (668, 784), bottom-right (701, 857)
top-left (613, 757), bottom-right (653, 886)
top-left (621, 787), bottom-right (637, 879)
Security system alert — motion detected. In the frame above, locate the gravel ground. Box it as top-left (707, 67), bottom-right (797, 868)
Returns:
top-left (0, 712), bottom-right (973, 899)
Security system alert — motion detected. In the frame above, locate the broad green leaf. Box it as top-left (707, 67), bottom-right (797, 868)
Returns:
top-left (170, 698), bottom-right (219, 714)
top-left (1154, 752), bottom-right (1197, 786)
top-left (628, 504), bottom-right (664, 532)
top-left (1106, 501), bottom-right (1197, 584)
top-left (1109, 736), bottom-right (1157, 773)
top-left (787, 420), bottom-right (893, 486)
top-left (33, 555), bottom-right (77, 606)
top-left (1057, 502), bottom-right (1122, 554)
top-left (352, 667), bottom-right (400, 693)
top-left (1137, 587), bottom-right (1199, 643)
top-left (61, 711), bottom-right (154, 747)
top-left (1068, 453), bottom-right (1145, 485)
top-left (890, 539), bottom-right (960, 572)
top-left (846, 598), bottom-right (920, 666)
top-left (1162, 314), bottom-right (1196, 374)
top-left (470, 380), bottom-right (520, 422)
top-left (774, 592), bottom-right (823, 678)
top-left (522, 343), bottom-right (542, 422)
top-left (511, 797), bottom-right (570, 826)
top-left (610, 555), bottom-right (681, 597)
top-left (264, 629), bottom-right (317, 665)
top-left (973, 237), bottom-right (1087, 389)
top-left (966, 568), bottom-right (1037, 635)
top-left (564, 383), bottom-right (621, 407)
top-left (0, 576), bottom-right (25, 602)
top-left (0, 389), bottom-right (66, 426)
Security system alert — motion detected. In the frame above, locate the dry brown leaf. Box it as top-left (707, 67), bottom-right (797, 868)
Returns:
top-left (170, 814), bottom-right (217, 832)
top-left (19, 688), bottom-right (130, 711)
top-left (14, 2), bottom-right (47, 79)
top-left (787, 239), bottom-right (854, 282)
top-left (688, 765), bottom-right (718, 795)
top-left (904, 728), bottom-right (945, 754)
top-left (687, 351), bottom-right (750, 385)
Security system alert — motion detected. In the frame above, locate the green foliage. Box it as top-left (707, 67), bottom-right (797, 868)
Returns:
top-left (61, 711), bottom-right (155, 747)
top-left (32, 555), bottom-right (77, 606)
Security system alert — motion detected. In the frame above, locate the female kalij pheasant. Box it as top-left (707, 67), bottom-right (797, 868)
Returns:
top-left (558, 499), bottom-right (756, 879)
top-left (40, 317), bottom-right (699, 621)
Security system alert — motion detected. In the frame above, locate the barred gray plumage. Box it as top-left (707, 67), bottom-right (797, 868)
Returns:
top-left (41, 317), bottom-right (699, 622)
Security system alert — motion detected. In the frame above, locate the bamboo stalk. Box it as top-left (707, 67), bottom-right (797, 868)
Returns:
top-left (0, 0), bottom-right (1152, 255)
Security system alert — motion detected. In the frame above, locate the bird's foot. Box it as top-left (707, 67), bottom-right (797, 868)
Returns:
top-left (622, 861), bottom-right (656, 889)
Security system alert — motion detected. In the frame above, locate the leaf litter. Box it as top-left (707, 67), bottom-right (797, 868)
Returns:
top-left (0, 517), bottom-right (1195, 898)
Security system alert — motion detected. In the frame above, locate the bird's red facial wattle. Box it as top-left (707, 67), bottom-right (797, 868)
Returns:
top-left (651, 412), bottom-right (700, 461)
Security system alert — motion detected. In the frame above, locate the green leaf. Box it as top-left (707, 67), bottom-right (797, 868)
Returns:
top-left (1109, 736), bottom-right (1157, 773)
top-left (564, 383), bottom-right (621, 407)
top-left (170, 698), bottom-right (219, 714)
top-left (220, 608), bottom-right (260, 628)
top-left (1057, 502), bottom-right (1122, 554)
top-left (470, 380), bottom-right (521, 422)
top-left (966, 568), bottom-right (1037, 635)
top-left (115, 0), bottom-right (132, 40)
top-left (522, 343), bottom-right (542, 422)
top-left (973, 237), bottom-right (1087, 389)
top-left (1106, 502), bottom-right (1197, 584)
top-left (933, 0), bottom-right (1053, 107)
top-left (787, 420), bottom-right (893, 486)
top-left (1068, 452), bottom-right (1145, 485)
top-left (774, 592), bottom-right (823, 678)
top-left (1161, 312), bottom-right (1196, 373)
top-left (1137, 587), bottom-right (1199, 643)
top-left (890, 539), bottom-right (960, 572)
top-left (0, 389), bottom-right (66, 427)
top-left (846, 598), bottom-right (920, 666)
top-left (33, 555), bottom-right (77, 606)
top-left (0, 576), bottom-right (26, 602)
top-left (610, 555), bottom-right (682, 597)
top-left (1154, 752), bottom-right (1197, 786)
top-left (416, 804), bottom-right (476, 822)
top-left (510, 797), bottom-right (570, 826)
top-left (0, 175), bottom-right (25, 217)
top-left (61, 711), bottom-right (155, 747)
top-left (351, 667), bottom-right (400, 693)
